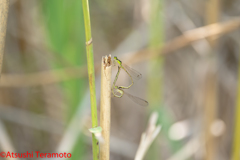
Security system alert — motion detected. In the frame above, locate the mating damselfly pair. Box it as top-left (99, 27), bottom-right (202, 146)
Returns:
top-left (112, 56), bottom-right (149, 107)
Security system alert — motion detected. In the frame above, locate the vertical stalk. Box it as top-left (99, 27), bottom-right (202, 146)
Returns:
top-left (148, 0), bottom-right (164, 108)
top-left (82, 0), bottom-right (99, 159)
top-left (203, 68), bottom-right (217, 160)
top-left (205, 0), bottom-right (220, 46)
top-left (0, 0), bottom-right (9, 78)
top-left (231, 50), bottom-right (240, 160)
top-left (148, 0), bottom-right (163, 110)
top-left (100, 55), bottom-right (112, 160)
top-left (203, 1), bottom-right (220, 160)
top-left (146, 0), bottom-right (163, 159)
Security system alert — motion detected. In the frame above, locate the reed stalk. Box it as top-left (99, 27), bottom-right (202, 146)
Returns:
top-left (203, 1), bottom-right (220, 160)
top-left (100, 55), bottom-right (112, 160)
top-left (82, 0), bottom-right (99, 159)
top-left (203, 68), bottom-right (217, 160)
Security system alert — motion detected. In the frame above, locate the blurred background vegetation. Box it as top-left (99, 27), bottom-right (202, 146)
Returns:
top-left (1, 0), bottom-right (240, 160)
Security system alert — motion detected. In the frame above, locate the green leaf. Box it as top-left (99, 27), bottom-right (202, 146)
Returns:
top-left (89, 126), bottom-right (103, 134)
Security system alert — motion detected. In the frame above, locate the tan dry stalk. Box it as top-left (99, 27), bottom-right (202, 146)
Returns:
top-left (203, 1), bottom-right (220, 160)
top-left (135, 112), bottom-right (161, 160)
top-left (0, 0), bottom-right (9, 78)
top-left (126, 17), bottom-right (240, 64)
top-left (100, 55), bottom-right (112, 160)
top-left (203, 68), bottom-right (217, 160)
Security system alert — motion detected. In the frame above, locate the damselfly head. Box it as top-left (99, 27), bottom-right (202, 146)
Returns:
top-left (113, 56), bottom-right (121, 66)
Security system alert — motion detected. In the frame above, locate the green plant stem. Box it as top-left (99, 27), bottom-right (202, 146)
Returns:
top-left (231, 55), bottom-right (240, 160)
top-left (82, 0), bottom-right (99, 160)
top-left (146, 0), bottom-right (163, 159)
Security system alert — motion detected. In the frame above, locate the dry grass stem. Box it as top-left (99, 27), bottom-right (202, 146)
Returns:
top-left (126, 17), bottom-right (240, 64)
top-left (134, 112), bottom-right (161, 160)
top-left (100, 55), bottom-right (112, 160)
